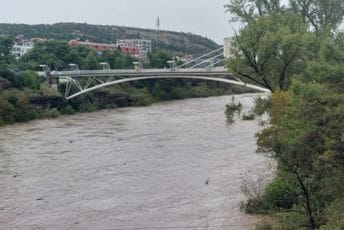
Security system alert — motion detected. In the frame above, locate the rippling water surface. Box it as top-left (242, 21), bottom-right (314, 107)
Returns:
top-left (0, 94), bottom-right (273, 230)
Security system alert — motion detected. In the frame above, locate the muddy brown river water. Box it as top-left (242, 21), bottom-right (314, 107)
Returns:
top-left (0, 94), bottom-right (274, 230)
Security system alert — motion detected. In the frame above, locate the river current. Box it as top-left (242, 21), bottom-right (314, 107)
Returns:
top-left (0, 94), bottom-right (273, 230)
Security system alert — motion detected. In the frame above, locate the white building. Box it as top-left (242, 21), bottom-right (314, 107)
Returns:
top-left (117, 39), bottom-right (152, 59)
top-left (223, 37), bottom-right (233, 59)
top-left (11, 41), bottom-right (33, 59)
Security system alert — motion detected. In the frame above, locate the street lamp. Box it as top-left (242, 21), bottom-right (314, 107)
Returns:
top-left (132, 61), bottom-right (140, 71)
top-left (39, 64), bottom-right (49, 72)
top-left (167, 60), bottom-right (175, 70)
top-left (100, 62), bottom-right (110, 70)
top-left (68, 63), bottom-right (79, 71)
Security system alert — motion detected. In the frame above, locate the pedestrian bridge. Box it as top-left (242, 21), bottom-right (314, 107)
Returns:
top-left (43, 47), bottom-right (271, 100)
top-left (48, 67), bottom-right (270, 100)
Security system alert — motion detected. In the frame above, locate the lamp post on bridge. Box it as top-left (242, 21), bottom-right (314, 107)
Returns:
top-left (132, 61), bottom-right (141, 71)
top-left (167, 60), bottom-right (175, 70)
top-left (40, 64), bottom-right (59, 90)
top-left (100, 62), bottom-right (110, 70)
top-left (68, 63), bottom-right (79, 71)
top-left (39, 64), bottom-right (51, 84)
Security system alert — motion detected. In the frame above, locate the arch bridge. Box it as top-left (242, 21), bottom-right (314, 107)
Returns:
top-left (44, 47), bottom-right (271, 100)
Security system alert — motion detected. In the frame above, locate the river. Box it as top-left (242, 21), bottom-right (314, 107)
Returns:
top-left (0, 94), bottom-right (274, 230)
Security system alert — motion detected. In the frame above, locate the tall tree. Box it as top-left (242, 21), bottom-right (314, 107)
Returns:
top-left (225, 0), bottom-right (285, 22)
top-left (289, 0), bottom-right (344, 35)
top-left (228, 13), bottom-right (310, 91)
top-left (0, 35), bottom-right (14, 69)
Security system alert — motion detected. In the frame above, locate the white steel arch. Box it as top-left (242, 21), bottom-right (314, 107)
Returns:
top-left (66, 75), bottom-right (271, 100)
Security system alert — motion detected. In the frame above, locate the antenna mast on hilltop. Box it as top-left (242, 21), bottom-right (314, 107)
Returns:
top-left (156, 16), bottom-right (160, 50)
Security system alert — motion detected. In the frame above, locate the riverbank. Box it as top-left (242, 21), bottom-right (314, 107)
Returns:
top-left (0, 78), bottom-right (255, 127)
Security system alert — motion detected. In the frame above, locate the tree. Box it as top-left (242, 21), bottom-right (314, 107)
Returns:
top-left (289, 0), bottom-right (344, 35)
top-left (147, 49), bottom-right (173, 68)
top-left (82, 51), bottom-right (100, 70)
top-left (0, 35), bottom-right (14, 69)
top-left (225, 0), bottom-right (285, 23)
top-left (227, 13), bottom-right (310, 91)
top-left (19, 40), bottom-right (71, 71)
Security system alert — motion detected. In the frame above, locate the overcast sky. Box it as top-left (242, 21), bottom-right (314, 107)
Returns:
top-left (0, 0), bottom-right (239, 44)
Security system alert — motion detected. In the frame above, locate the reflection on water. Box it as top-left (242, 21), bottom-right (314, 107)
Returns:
top-left (0, 94), bottom-right (273, 230)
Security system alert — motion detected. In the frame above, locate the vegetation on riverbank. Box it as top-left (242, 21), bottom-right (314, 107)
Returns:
top-left (225, 0), bottom-right (344, 229)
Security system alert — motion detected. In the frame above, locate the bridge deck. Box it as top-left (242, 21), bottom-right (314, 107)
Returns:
top-left (49, 67), bottom-right (229, 78)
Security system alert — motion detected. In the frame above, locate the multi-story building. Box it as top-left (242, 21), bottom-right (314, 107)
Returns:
top-left (69, 40), bottom-right (139, 57)
top-left (117, 39), bottom-right (152, 59)
top-left (11, 36), bottom-right (45, 59)
top-left (11, 35), bottom-right (33, 59)
top-left (69, 40), bottom-right (117, 52)
top-left (12, 41), bottom-right (33, 59)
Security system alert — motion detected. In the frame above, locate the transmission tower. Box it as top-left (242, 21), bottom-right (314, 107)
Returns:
top-left (156, 16), bottom-right (160, 50)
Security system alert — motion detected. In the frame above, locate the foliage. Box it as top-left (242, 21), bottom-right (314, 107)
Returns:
top-left (227, 13), bottom-right (311, 91)
top-left (0, 70), bottom-right (42, 90)
top-left (59, 105), bottom-right (75, 115)
top-left (224, 97), bottom-right (242, 123)
top-left (17, 40), bottom-right (136, 71)
top-left (0, 35), bottom-right (14, 68)
top-left (289, 0), bottom-right (344, 35)
top-left (128, 88), bottom-right (155, 106)
top-left (146, 49), bottom-right (174, 68)
top-left (225, 0), bottom-right (286, 23)
top-left (253, 96), bottom-right (272, 116)
top-left (254, 81), bottom-right (344, 229)
top-left (226, 3), bottom-right (344, 226)
top-left (242, 112), bottom-right (255, 120)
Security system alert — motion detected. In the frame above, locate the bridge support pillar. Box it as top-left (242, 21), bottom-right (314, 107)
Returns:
top-left (46, 71), bottom-right (59, 91)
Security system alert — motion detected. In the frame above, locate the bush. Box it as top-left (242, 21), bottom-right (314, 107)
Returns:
top-left (225, 97), bottom-right (242, 123)
top-left (128, 88), bottom-right (155, 106)
top-left (241, 174), bottom-right (299, 214)
top-left (42, 108), bottom-right (60, 118)
top-left (59, 105), bottom-right (75, 115)
top-left (321, 198), bottom-right (344, 230)
top-left (261, 175), bottom-right (299, 210)
top-left (255, 222), bottom-right (274, 230)
top-left (254, 96), bottom-right (272, 116)
top-left (242, 112), bottom-right (256, 120)
top-left (14, 105), bottom-right (37, 122)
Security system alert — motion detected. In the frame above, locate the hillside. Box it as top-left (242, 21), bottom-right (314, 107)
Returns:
top-left (0, 23), bottom-right (220, 56)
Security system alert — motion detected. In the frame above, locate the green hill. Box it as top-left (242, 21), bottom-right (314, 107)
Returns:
top-left (0, 22), bottom-right (220, 56)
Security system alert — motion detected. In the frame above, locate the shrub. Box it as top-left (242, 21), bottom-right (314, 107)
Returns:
top-left (242, 112), bottom-right (256, 120)
top-left (43, 108), bottom-right (60, 118)
top-left (225, 97), bottom-right (242, 123)
top-left (255, 222), bottom-right (274, 230)
top-left (261, 175), bottom-right (299, 210)
top-left (59, 105), bottom-right (75, 115)
top-left (254, 96), bottom-right (272, 116)
top-left (128, 88), bottom-right (155, 106)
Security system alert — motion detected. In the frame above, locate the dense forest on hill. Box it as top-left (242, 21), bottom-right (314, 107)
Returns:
top-left (0, 23), bottom-right (220, 56)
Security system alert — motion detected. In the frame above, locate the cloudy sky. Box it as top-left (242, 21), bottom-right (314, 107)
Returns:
top-left (0, 0), bottom-right (239, 44)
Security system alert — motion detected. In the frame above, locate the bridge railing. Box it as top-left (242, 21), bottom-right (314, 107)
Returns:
top-left (49, 67), bottom-right (227, 77)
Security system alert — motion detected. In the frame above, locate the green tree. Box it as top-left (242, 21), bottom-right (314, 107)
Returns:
top-left (0, 35), bottom-right (14, 69)
top-left (225, 0), bottom-right (285, 22)
top-left (19, 40), bottom-right (71, 70)
top-left (228, 13), bottom-right (310, 91)
top-left (147, 49), bottom-right (173, 68)
top-left (289, 0), bottom-right (344, 35)
top-left (82, 51), bottom-right (100, 70)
